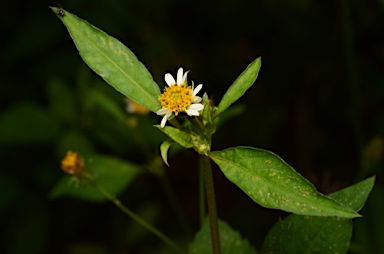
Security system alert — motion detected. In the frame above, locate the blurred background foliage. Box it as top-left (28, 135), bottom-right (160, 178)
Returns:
top-left (1, 0), bottom-right (384, 253)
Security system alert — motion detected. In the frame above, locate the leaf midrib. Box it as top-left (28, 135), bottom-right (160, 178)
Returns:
top-left (210, 152), bottom-right (354, 215)
top-left (70, 14), bottom-right (159, 111)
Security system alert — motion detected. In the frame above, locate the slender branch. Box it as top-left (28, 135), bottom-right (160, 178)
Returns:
top-left (89, 177), bottom-right (186, 254)
top-left (201, 155), bottom-right (220, 254)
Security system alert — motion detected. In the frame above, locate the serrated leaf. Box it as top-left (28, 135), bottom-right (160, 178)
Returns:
top-left (261, 176), bottom-right (375, 254)
top-left (160, 140), bottom-right (174, 166)
top-left (209, 146), bottom-right (359, 218)
top-left (155, 125), bottom-right (194, 149)
top-left (189, 218), bottom-right (257, 254)
top-left (50, 154), bottom-right (142, 202)
top-left (214, 57), bottom-right (261, 117)
top-left (50, 7), bottom-right (161, 113)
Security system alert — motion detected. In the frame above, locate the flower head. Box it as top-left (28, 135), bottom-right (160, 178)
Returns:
top-left (157, 68), bottom-right (204, 128)
top-left (61, 151), bottom-right (85, 175)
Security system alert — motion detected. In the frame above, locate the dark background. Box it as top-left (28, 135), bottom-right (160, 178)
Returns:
top-left (1, 0), bottom-right (384, 253)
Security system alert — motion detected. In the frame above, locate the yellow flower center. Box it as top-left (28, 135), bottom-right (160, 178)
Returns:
top-left (159, 84), bottom-right (193, 115)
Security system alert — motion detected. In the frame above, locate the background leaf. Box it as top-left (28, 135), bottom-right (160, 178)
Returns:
top-left (214, 57), bottom-right (261, 117)
top-left (209, 146), bottom-right (358, 218)
top-left (51, 7), bottom-right (161, 113)
top-left (50, 154), bottom-right (142, 202)
top-left (189, 218), bottom-right (257, 254)
top-left (260, 176), bottom-right (375, 254)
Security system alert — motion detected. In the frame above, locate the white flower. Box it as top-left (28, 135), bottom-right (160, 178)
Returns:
top-left (156, 68), bottom-right (204, 128)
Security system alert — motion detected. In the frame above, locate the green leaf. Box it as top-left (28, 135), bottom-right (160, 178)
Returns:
top-left (50, 7), bottom-right (161, 113)
top-left (328, 176), bottom-right (375, 212)
top-left (50, 154), bottom-right (142, 202)
top-left (160, 140), bottom-right (174, 166)
top-left (189, 218), bottom-right (257, 254)
top-left (260, 176), bottom-right (375, 254)
top-left (0, 102), bottom-right (60, 145)
top-left (214, 57), bottom-right (261, 117)
top-left (88, 89), bottom-right (127, 122)
top-left (209, 146), bottom-right (359, 218)
top-left (155, 125), bottom-right (194, 149)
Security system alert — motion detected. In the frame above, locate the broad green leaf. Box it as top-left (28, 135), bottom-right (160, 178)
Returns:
top-left (160, 140), bottom-right (174, 166)
top-left (189, 218), bottom-right (257, 254)
top-left (209, 146), bottom-right (359, 218)
top-left (155, 125), bottom-right (194, 149)
top-left (50, 7), bottom-right (161, 113)
top-left (50, 154), bottom-right (142, 202)
top-left (214, 57), bottom-right (261, 117)
top-left (0, 102), bottom-right (60, 145)
top-left (261, 176), bottom-right (375, 254)
top-left (88, 89), bottom-right (126, 122)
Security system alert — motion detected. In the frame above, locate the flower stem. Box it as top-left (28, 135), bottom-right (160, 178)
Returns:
top-left (201, 155), bottom-right (221, 254)
top-left (199, 158), bottom-right (206, 225)
top-left (89, 176), bottom-right (186, 254)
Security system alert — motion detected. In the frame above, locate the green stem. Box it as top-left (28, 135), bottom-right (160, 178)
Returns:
top-left (89, 177), bottom-right (186, 254)
top-left (199, 158), bottom-right (206, 226)
top-left (201, 155), bottom-right (220, 254)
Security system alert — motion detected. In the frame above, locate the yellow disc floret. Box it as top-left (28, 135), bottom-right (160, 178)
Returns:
top-left (159, 84), bottom-right (194, 115)
top-left (61, 151), bottom-right (85, 175)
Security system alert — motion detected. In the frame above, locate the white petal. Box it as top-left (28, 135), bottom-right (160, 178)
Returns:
top-left (182, 71), bottom-right (189, 84)
top-left (165, 73), bottom-right (175, 86)
top-left (192, 84), bottom-right (203, 96)
top-left (160, 111), bottom-right (172, 128)
top-left (157, 108), bottom-right (170, 115)
top-left (185, 109), bottom-right (200, 116)
top-left (193, 96), bottom-right (202, 103)
top-left (188, 103), bottom-right (204, 111)
top-left (177, 68), bottom-right (184, 84)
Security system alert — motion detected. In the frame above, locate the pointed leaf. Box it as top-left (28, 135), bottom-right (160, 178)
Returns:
top-left (189, 218), bottom-right (257, 254)
top-left (328, 176), bottom-right (375, 211)
top-left (214, 57), bottom-right (261, 117)
top-left (261, 176), bottom-right (375, 254)
top-left (50, 7), bottom-right (161, 112)
top-left (160, 140), bottom-right (174, 166)
top-left (155, 125), bottom-right (194, 149)
top-left (209, 146), bottom-right (359, 218)
top-left (50, 154), bottom-right (142, 202)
